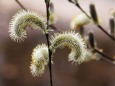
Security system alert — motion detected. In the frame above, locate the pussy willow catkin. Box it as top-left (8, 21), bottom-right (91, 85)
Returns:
top-left (9, 10), bottom-right (47, 42)
top-left (70, 12), bottom-right (90, 30)
top-left (50, 31), bottom-right (87, 64)
top-left (30, 44), bottom-right (49, 77)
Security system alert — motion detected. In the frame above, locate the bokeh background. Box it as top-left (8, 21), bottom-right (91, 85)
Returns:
top-left (0, 0), bottom-right (115, 86)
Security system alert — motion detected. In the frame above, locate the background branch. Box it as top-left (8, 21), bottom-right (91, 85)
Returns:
top-left (68, 0), bottom-right (115, 42)
top-left (94, 48), bottom-right (115, 65)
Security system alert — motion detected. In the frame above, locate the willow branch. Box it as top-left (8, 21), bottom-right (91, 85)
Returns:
top-left (76, 3), bottom-right (91, 19)
top-left (97, 25), bottom-right (115, 41)
top-left (68, 1), bottom-right (115, 42)
top-left (45, 1), bottom-right (53, 86)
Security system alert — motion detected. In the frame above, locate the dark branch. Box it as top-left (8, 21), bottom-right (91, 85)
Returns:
top-left (98, 25), bottom-right (115, 41)
top-left (49, 25), bottom-right (61, 32)
top-left (45, 1), bottom-right (53, 86)
top-left (15, 0), bottom-right (26, 10)
top-left (94, 48), bottom-right (115, 64)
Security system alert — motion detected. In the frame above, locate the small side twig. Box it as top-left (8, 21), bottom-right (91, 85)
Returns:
top-left (15, 0), bottom-right (26, 10)
top-left (98, 25), bottom-right (115, 41)
top-left (94, 48), bottom-right (115, 64)
top-left (76, 3), bottom-right (91, 19)
top-left (49, 25), bottom-right (61, 32)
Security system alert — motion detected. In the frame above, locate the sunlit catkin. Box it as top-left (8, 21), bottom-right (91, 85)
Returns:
top-left (50, 31), bottom-right (87, 64)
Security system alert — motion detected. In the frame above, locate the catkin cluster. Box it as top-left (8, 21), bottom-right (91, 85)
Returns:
top-left (9, 10), bottom-right (87, 77)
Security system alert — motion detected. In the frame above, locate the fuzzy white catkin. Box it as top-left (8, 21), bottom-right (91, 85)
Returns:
top-left (9, 10), bottom-right (47, 42)
top-left (70, 13), bottom-right (90, 30)
top-left (50, 31), bottom-right (87, 64)
top-left (30, 44), bottom-right (49, 77)
top-left (110, 8), bottom-right (115, 16)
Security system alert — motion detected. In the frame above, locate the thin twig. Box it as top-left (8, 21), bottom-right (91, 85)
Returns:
top-left (76, 3), bottom-right (91, 19)
top-left (45, 34), bottom-right (53, 86)
top-left (94, 48), bottom-right (115, 64)
top-left (98, 25), bottom-right (115, 41)
top-left (45, 1), bottom-right (53, 86)
top-left (49, 25), bottom-right (61, 32)
top-left (68, 0), bottom-right (74, 3)
top-left (15, 0), bottom-right (26, 10)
